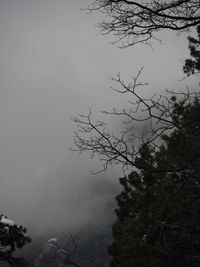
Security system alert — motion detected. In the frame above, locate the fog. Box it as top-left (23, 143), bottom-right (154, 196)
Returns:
top-left (0, 0), bottom-right (198, 238)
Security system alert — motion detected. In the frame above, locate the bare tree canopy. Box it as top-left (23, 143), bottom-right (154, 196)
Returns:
top-left (72, 68), bottom-right (199, 173)
top-left (88, 0), bottom-right (200, 46)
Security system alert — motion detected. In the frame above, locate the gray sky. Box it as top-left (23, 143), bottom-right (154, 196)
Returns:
top-left (0, 0), bottom-right (198, 236)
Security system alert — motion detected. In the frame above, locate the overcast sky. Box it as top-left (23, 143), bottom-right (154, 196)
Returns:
top-left (0, 0), bottom-right (198, 237)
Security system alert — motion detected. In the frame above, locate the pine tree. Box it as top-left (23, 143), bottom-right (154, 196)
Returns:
top-left (0, 215), bottom-right (31, 266)
top-left (108, 26), bottom-right (200, 267)
top-left (183, 25), bottom-right (200, 76)
top-left (108, 95), bottom-right (200, 267)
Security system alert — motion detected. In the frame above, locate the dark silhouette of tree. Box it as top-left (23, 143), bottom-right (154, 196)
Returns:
top-left (183, 24), bottom-right (200, 75)
top-left (72, 23), bottom-right (200, 266)
top-left (72, 68), bottom-right (196, 173)
top-left (87, 0), bottom-right (200, 47)
top-left (0, 215), bottom-right (31, 266)
top-left (108, 94), bottom-right (200, 266)
top-left (72, 24), bottom-right (200, 172)
top-left (106, 27), bottom-right (200, 267)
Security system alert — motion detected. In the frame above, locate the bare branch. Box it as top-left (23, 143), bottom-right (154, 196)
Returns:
top-left (87, 0), bottom-right (200, 47)
top-left (72, 69), bottom-right (197, 173)
top-left (42, 234), bottom-right (82, 267)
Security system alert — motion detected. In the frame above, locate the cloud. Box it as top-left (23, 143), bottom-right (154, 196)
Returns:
top-left (0, 0), bottom-right (198, 239)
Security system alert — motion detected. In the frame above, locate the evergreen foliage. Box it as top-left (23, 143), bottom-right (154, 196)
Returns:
top-left (183, 25), bottom-right (200, 76)
top-left (109, 97), bottom-right (200, 266)
top-left (0, 215), bottom-right (31, 266)
top-left (73, 9), bottom-right (200, 264)
top-left (108, 27), bottom-right (200, 267)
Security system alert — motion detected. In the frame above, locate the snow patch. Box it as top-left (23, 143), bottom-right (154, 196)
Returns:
top-left (48, 238), bottom-right (57, 243)
top-left (0, 216), bottom-right (15, 225)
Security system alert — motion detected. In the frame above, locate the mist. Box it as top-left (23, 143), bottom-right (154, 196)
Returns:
top-left (0, 0), bottom-right (198, 241)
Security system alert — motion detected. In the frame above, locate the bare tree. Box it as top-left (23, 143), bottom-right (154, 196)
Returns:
top-left (87, 0), bottom-right (200, 47)
top-left (72, 69), bottom-right (198, 173)
top-left (37, 234), bottom-right (81, 267)
top-left (41, 234), bottom-right (108, 267)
